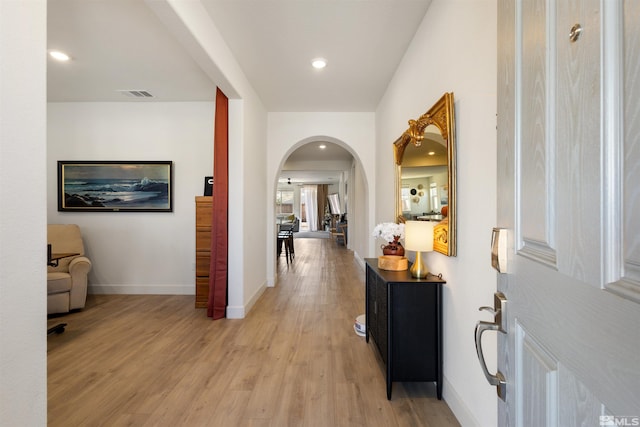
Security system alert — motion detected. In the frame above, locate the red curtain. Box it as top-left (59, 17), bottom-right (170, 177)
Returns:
top-left (208, 88), bottom-right (228, 319)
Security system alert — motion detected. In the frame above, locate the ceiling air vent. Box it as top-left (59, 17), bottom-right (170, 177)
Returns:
top-left (117, 90), bottom-right (154, 98)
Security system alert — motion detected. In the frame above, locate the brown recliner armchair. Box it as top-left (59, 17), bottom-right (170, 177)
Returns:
top-left (47, 224), bottom-right (92, 314)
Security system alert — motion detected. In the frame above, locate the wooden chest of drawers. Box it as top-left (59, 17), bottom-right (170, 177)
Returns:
top-left (195, 196), bottom-right (212, 308)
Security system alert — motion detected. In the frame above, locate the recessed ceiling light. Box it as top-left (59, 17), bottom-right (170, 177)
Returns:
top-left (428, 151), bottom-right (436, 156)
top-left (49, 50), bottom-right (70, 61)
top-left (311, 58), bottom-right (327, 69)
top-left (319, 144), bottom-right (327, 149)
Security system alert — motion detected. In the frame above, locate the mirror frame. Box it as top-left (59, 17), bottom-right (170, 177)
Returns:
top-left (393, 92), bottom-right (456, 256)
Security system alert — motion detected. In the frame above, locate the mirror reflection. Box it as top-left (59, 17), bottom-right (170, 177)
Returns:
top-left (394, 92), bottom-right (456, 256)
top-left (400, 125), bottom-right (447, 219)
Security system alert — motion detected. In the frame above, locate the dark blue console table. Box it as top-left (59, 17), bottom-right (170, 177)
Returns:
top-left (365, 258), bottom-right (445, 400)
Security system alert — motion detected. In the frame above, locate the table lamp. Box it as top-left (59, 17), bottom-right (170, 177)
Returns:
top-left (404, 220), bottom-right (434, 279)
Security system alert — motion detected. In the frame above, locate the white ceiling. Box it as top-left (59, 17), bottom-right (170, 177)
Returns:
top-left (47, 0), bottom-right (216, 102)
top-left (280, 141), bottom-right (353, 185)
top-left (47, 0), bottom-right (432, 182)
top-left (200, 0), bottom-right (432, 112)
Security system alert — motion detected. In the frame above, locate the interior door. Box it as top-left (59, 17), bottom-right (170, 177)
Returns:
top-left (495, 0), bottom-right (640, 425)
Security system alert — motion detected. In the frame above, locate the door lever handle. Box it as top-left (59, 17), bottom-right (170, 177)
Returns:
top-left (474, 320), bottom-right (506, 400)
top-left (478, 292), bottom-right (506, 332)
top-left (474, 292), bottom-right (507, 400)
top-left (479, 306), bottom-right (500, 317)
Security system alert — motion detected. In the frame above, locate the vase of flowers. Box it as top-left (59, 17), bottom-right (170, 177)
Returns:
top-left (382, 236), bottom-right (404, 256)
top-left (372, 222), bottom-right (405, 257)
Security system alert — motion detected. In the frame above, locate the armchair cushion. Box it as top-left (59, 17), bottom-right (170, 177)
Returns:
top-left (47, 224), bottom-right (92, 314)
top-left (47, 272), bottom-right (72, 294)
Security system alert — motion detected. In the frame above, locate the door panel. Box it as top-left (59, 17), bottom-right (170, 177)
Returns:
top-left (621, 0), bottom-right (640, 296)
top-left (519, 0), bottom-right (555, 263)
top-left (517, 322), bottom-right (558, 427)
top-left (497, 0), bottom-right (640, 425)
top-left (555, 0), bottom-right (602, 283)
top-left (558, 366), bottom-right (602, 426)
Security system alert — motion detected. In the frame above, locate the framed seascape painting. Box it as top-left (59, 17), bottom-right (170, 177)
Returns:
top-left (58, 161), bottom-right (173, 212)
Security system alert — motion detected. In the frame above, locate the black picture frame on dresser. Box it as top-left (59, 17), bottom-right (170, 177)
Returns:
top-left (364, 258), bottom-right (445, 400)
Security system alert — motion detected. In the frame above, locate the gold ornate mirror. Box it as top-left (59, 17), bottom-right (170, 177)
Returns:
top-left (394, 92), bottom-right (456, 256)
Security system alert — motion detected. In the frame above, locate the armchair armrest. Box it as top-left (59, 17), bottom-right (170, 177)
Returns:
top-left (69, 256), bottom-right (92, 275)
top-left (68, 256), bottom-right (92, 310)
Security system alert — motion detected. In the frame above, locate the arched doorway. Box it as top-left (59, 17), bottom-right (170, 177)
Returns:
top-left (268, 136), bottom-right (371, 283)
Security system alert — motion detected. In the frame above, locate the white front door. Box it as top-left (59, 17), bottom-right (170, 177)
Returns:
top-left (494, 0), bottom-right (640, 425)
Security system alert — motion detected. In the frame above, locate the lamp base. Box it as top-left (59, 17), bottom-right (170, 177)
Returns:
top-left (409, 251), bottom-right (429, 279)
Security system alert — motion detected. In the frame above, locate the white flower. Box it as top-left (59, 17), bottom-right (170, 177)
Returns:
top-left (372, 222), bottom-right (405, 242)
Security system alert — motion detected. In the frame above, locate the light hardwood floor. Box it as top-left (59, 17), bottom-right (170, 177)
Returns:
top-left (48, 237), bottom-right (460, 426)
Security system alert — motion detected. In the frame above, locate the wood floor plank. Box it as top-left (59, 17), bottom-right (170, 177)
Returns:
top-left (48, 237), bottom-right (460, 427)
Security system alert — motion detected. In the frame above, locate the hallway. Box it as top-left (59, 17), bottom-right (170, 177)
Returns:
top-left (48, 238), bottom-right (459, 426)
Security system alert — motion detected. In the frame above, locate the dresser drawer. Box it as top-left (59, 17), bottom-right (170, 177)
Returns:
top-left (196, 199), bottom-right (212, 226)
top-left (195, 196), bottom-right (213, 308)
top-left (195, 277), bottom-right (209, 308)
top-left (196, 253), bottom-right (210, 276)
top-left (196, 229), bottom-right (211, 250)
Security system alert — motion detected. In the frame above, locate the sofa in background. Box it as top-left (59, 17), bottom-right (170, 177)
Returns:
top-left (47, 224), bottom-right (92, 314)
top-left (281, 214), bottom-right (300, 232)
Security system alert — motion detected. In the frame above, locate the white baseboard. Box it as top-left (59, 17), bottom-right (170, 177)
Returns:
top-left (353, 251), bottom-right (366, 272)
top-left (246, 281), bottom-right (267, 313)
top-left (227, 280), bottom-right (267, 319)
top-left (443, 376), bottom-right (481, 427)
top-left (89, 284), bottom-right (194, 295)
top-left (225, 305), bottom-right (244, 319)
top-left (89, 281), bottom-right (267, 321)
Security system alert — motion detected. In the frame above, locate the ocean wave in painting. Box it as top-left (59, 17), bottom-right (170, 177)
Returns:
top-left (63, 177), bottom-right (169, 208)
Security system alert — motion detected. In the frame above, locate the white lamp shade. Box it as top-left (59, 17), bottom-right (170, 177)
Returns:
top-left (404, 221), bottom-right (434, 252)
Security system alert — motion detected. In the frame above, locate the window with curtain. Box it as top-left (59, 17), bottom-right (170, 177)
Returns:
top-left (300, 187), bottom-right (307, 222)
top-left (401, 187), bottom-right (411, 212)
top-left (276, 190), bottom-right (294, 214)
top-left (303, 185), bottom-right (318, 231)
top-left (430, 183), bottom-right (439, 211)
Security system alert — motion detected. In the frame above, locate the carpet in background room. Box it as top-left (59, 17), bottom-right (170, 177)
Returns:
top-left (294, 231), bottom-right (330, 239)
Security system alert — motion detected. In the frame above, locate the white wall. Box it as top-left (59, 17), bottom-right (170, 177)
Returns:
top-left (47, 102), bottom-right (214, 295)
top-left (266, 112), bottom-right (376, 284)
top-left (229, 97), bottom-right (268, 318)
top-left (376, 1), bottom-right (498, 426)
top-left (0, 1), bottom-right (47, 425)
top-left (350, 159), bottom-right (369, 265)
top-left (155, 1), bottom-right (269, 318)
